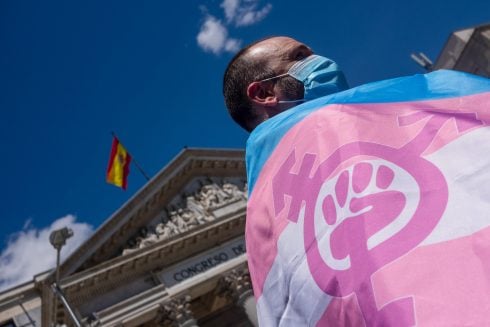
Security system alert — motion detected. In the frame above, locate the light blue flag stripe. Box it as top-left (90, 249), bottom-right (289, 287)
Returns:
top-left (246, 70), bottom-right (490, 194)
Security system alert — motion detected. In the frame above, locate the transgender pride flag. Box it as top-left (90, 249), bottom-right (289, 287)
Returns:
top-left (245, 70), bottom-right (490, 326)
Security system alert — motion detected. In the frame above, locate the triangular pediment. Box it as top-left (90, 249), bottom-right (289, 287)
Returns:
top-left (58, 148), bottom-right (246, 279)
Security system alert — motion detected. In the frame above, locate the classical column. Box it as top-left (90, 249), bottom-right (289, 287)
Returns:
top-left (161, 295), bottom-right (198, 327)
top-left (218, 269), bottom-right (258, 327)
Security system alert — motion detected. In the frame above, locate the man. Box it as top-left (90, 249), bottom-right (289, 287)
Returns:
top-left (223, 36), bottom-right (348, 132)
top-left (223, 36), bottom-right (490, 326)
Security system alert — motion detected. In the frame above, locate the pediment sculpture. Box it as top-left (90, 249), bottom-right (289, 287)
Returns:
top-left (122, 180), bottom-right (247, 255)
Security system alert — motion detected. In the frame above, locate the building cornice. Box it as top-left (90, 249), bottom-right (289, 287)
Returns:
top-left (61, 210), bottom-right (246, 305)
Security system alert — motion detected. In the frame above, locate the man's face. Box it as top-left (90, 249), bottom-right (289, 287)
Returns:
top-left (247, 37), bottom-right (314, 101)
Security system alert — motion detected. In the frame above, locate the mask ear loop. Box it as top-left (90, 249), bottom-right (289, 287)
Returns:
top-left (257, 73), bottom-right (290, 83)
top-left (278, 99), bottom-right (306, 104)
top-left (257, 73), bottom-right (306, 105)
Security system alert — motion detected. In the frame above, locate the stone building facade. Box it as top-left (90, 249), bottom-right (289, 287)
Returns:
top-left (434, 23), bottom-right (490, 77)
top-left (0, 148), bottom-right (257, 326)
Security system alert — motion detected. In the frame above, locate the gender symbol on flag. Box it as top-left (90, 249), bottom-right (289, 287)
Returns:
top-left (272, 110), bottom-right (482, 325)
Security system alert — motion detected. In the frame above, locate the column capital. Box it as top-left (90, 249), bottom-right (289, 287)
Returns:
top-left (217, 268), bottom-right (252, 305)
top-left (160, 295), bottom-right (198, 327)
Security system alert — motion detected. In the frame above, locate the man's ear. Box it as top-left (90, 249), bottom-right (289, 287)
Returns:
top-left (247, 81), bottom-right (278, 107)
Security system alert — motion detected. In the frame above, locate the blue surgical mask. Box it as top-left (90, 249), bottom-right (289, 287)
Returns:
top-left (259, 55), bottom-right (349, 103)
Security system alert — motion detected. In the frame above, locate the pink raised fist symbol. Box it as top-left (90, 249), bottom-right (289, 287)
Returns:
top-left (318, 161), bottom-right (414, 325)
top-left (324, 162), bottom-right (406, 269)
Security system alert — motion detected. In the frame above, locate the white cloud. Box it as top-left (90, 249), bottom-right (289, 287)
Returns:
top-left (221, 0), bottom-right (273, 25)
top-left (196, 15), bottom-right (241, 54)
top-left (224, 38), bottom-right (242, 52)
top-left (221, 0), bottom-right (240, 23)
top-left (196, 1), bottom-right (272, 55)
top-left (0, 215), bottom-right (94, 291)
top-left (233, 1), bottom-right (272, 27)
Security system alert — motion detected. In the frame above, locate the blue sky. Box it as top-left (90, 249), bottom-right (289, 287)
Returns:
top-left (0, 0), bottom-right (488, 289)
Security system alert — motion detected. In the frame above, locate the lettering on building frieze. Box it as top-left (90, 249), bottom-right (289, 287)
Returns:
top-left (173, 252), bottom-right (230, 282)
top-left (160, 237), bottom-right (246, 287)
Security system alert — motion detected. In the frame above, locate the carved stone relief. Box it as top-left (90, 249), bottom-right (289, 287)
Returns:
top-left (121, 179), bottom-right (247, 256)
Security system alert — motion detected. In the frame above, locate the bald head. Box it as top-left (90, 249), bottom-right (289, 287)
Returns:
top-left (223, 36), bottom-right (312, 132)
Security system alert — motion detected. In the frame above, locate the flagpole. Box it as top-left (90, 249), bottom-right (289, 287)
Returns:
top-left (111, 131), bottom-right (151, 181)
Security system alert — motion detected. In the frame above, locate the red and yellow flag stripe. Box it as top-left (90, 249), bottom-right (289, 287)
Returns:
top-left (106, 137), bottom-right (131, 190)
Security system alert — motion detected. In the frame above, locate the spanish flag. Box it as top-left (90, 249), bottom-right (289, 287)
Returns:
top-left (106, 136), bottom-right (131, 190)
